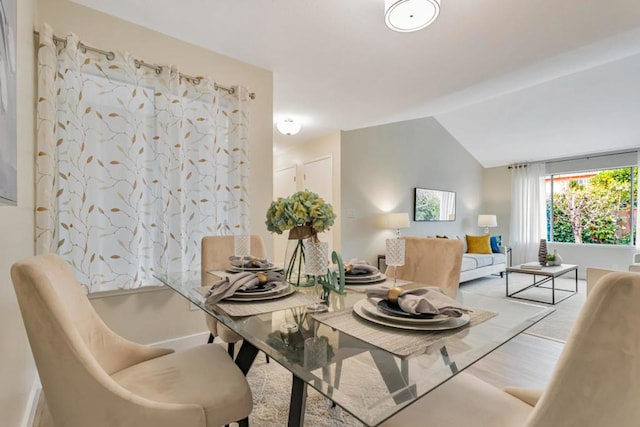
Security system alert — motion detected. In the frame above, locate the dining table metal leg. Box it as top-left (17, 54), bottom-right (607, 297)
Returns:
top-left (234, 340), bottom-right (259, 375)
top-left (288, 374), bottom-right (307, 427)
top-left (371, 350), bottom-right (416, 403)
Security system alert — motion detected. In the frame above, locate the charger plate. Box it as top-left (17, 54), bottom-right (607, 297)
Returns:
top-left (354, 299), bottom-right (470, 331)
top-left (224, 283), bottom-right (294, 302)
top-left (226, 265), bottom-right (281, 273)
top-left (369, 300), bottom-right (453, 324)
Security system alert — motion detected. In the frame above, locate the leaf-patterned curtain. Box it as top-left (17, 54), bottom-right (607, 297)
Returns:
top-left (36, 24), bottom-right (250, 293)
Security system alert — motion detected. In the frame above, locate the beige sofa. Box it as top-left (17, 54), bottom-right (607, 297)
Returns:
top-left (428, 235), bottom-right (508, 283)
top-left (459, 247), bottom-right (508, 283)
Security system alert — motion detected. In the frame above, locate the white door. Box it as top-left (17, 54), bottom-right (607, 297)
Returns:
top-left (273, 165), bottom-right (297, 262)
top-left (303, 156), bottom-right (334, 252)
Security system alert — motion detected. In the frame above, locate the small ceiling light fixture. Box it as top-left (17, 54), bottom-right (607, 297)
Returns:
top-left (384, 0), bottom-right (441, 33)
top-left (276, 118), bottom-right (302, 136)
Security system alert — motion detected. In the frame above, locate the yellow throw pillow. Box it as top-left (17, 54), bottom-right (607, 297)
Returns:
top-left (466, 234), bottom-right (492, 254)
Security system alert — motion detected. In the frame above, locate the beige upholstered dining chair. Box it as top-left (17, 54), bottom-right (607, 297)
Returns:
top-left (382, 270), bottom-right (640, 426)
top-left (201, 235), bottom-right (268, 357)
top-left (386, 236), bottom-right (464, 298)
top-left (11, 253), bottom-right (253, 427)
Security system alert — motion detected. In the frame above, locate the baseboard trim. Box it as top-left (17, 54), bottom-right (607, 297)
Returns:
top-left (150, 331), bottom-right (210, 352)
top-left (21, 377), bottom-right (41, 427)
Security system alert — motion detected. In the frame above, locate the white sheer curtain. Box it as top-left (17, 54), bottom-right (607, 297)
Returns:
top-left (510, 163), bottom-right (547, 265)
top-left (36, 25), bottom-right (250, 292)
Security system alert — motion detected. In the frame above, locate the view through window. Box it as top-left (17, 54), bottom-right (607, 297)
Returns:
top-left (546, 168), bottom-right (638, 245)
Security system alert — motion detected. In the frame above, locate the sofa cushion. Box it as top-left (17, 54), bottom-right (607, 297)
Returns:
top-left (492, 253), bottom-right (506, 264)
top-left (464, 254), bottom-right (494, 268)
top-left (466, 234), bottom-right (491, 254)
top-left (461, 256), bottom-right (477, 272)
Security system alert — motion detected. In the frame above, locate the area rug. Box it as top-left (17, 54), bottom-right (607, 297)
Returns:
top-left (460, 273), bottom-right (586, 342)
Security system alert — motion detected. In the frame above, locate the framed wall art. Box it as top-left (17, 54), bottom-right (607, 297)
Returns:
top-left (414, 187), bottom-right (456, 221)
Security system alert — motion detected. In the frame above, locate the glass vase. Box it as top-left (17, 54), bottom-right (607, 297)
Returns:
top-left (284, 225), bottom-right (315, 287)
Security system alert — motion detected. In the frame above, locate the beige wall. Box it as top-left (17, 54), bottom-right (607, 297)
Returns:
top-left (481, 166), bottom-right (512, 245)
top-left (341, 117), bottom-right (485, 264)
top-left (0, 1), bottom-right (273, 424)
top-left (0, 0), bottom-right (37, 425)
top-left (274, 131), bottom-right (342, 254)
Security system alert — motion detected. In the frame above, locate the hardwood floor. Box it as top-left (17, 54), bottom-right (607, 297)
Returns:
top-left (31, 332), bottom-right (563, 427)
top-left (467, 332), bottom-right (564, 390)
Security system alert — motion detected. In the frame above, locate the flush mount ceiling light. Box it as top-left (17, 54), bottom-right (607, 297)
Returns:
top-left (276, 118), bottom-right (302, 136)
top-left (384, 0), bottom-right (441, 32)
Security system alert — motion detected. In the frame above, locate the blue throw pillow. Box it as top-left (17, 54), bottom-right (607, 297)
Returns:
top-left (490, 235), bottom-right (502, 253)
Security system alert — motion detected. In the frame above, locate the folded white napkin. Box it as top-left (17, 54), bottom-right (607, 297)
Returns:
top-left (345, 258), bottom-right (379, 275)
top-left (365, 286), bottom-right (467, 318)
top-left (228, 255), bottom-right (273, 269)
top-left (206, 271), bottom-right (285, 304)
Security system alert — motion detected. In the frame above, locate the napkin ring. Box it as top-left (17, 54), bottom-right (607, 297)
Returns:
top-left (257, 272), bottom-right (268, 284)
top-left (387, 287), bottom-right (403, 304)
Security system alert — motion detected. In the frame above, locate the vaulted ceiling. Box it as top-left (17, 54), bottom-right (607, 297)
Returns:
top-left (72, 0), bottom-right (640, 167)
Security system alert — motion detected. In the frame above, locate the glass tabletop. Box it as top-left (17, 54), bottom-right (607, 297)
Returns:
top-left (155, 271), bottom-right (554, 426)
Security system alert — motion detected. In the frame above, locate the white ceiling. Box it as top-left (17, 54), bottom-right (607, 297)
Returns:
top-left (72, 0), bottom-right (640, 167)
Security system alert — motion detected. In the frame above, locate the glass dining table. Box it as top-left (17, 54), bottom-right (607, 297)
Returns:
top-left (154, 271), bottom-right (554, 427)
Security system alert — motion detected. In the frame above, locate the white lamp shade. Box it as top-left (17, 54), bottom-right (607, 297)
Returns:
top-left (384, 0), bottom-right (441, 32)
top-left (477, 214), bottom-right (498, 228)
top-left (387, 212), bottom-right (410, 229)
top-left (276, 119), bottom-right (301, 136)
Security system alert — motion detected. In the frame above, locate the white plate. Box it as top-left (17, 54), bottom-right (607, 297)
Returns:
top-left (360, 299), bottom-right (453, 324)
top-left (230, 281), bottom-right (290, 299)
top-left (353, 300), bottom-right (470, 331)
top-left (344, 277), bottom-right (388, 285)
top-left (226, 265), bottom-right (281, 273)
top-left (224, 284), bottom-right (294, 302)
top-left (344, 273), bottom-right (386, 282)
top-left (344, 272), bottom-right (382, 280)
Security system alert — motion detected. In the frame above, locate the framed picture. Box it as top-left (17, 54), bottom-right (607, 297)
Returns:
top-left (0, 0), bottom-right (17, 204)
top-left (414, 187), bottom-right (456, 221)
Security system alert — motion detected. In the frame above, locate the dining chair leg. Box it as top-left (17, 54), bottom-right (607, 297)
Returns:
top-left (207, 333), bottom-right (214, 344)
top-left (238, 417), bottom-right (249, 427)
top-left (265, 354), bottom-right (270, 363)
top-left (228, 342), bottom-right (235, 358)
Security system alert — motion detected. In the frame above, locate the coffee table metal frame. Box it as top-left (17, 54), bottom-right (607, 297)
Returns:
top-left (506, 263), bottom-right (578, 305)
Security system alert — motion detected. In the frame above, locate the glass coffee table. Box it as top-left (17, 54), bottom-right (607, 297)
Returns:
top-left (506, 263), bottom-right (578, 304)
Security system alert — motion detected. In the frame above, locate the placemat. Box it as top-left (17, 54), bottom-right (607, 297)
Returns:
top-left (195, 285), bottom-right (318, 317)
top-left (312, 306), bottom-right (497, 358)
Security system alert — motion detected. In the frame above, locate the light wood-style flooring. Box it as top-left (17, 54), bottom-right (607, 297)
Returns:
top-left (32, 332), bottom-right (563, 427)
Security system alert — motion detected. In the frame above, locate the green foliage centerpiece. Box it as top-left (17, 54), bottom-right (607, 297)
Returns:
top-left (265, 190), bottom-right (336, 287)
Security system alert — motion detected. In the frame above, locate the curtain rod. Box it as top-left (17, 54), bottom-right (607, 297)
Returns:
top-left (508, 149), bottom-right (639, 169)
top-left (544, 148), bottom-right (638, 165)
top-left (33, 30), bottom-right (256, 100)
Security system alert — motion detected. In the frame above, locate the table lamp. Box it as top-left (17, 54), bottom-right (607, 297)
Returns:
top-left (478, 214), bottom-right (497, 234)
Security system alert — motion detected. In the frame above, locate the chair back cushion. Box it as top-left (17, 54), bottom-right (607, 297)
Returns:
top-left (201, 235), bottom-right (267, 271)
top-left (386, 236), bottom-right (463, 298)
top-left (526, 271), bottom-right (640, 426)
top-left (11, 254), bottom-right (176, 427)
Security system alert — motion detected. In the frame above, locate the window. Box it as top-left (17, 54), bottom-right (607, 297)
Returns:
top-left (546, 167), bottom-right (638, 245)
